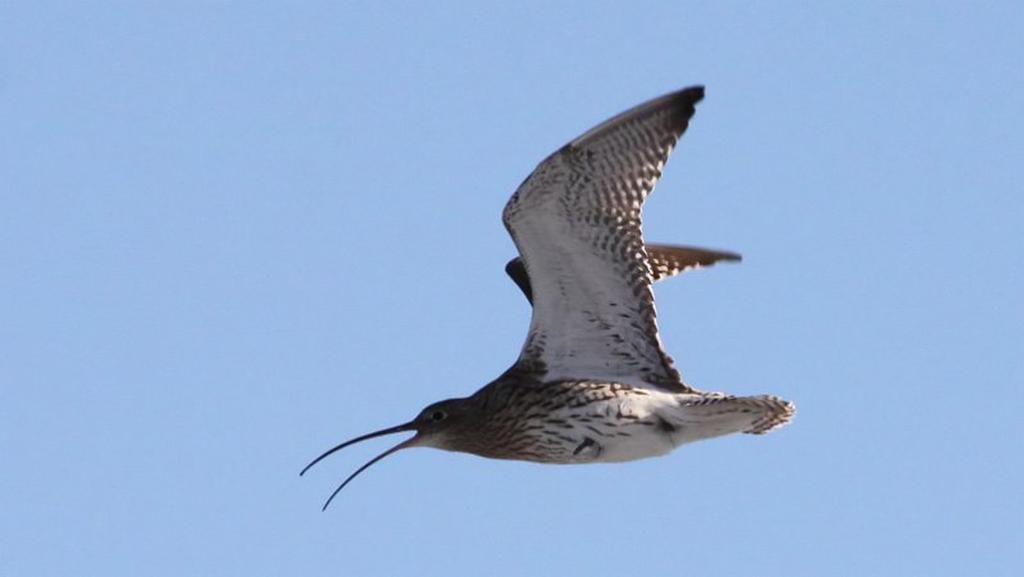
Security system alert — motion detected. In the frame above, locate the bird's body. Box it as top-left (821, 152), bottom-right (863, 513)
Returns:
top-left (423, 377), bottom-right (793, 464)
top-left (302, 86), bottom-right (794, 508)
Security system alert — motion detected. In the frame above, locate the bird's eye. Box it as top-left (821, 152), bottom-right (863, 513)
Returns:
top-left (430, 410), bottom-right (447, 422)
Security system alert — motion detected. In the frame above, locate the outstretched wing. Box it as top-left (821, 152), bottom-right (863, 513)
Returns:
top-left (504, 244), bottom-right (740, 305)
top-left (502, 87), bottom-right (706, 392)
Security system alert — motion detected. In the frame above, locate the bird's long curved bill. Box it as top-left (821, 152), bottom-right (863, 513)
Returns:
top-left (300, 422), bottom-right (417, 510)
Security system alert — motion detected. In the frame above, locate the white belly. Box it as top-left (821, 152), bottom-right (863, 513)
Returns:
top-left (558, 389), bottom-right (780, 463)
top-left (582, 390), bottom-right (686, 463)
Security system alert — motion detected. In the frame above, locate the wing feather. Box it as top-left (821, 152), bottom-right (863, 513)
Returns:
top-left (505, 244), bottom-right (740, 305)
top-left (502, 87), bottom-right (706, 391)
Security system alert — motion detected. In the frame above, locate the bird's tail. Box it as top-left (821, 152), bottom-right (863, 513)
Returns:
top-left (735, 395), bottom-right (796, 434)
top-left (669, 393), bottom-right (795, 439)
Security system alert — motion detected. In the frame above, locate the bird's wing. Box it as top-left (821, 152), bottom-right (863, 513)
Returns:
top-left (504, 244), bottom-right (740, 305)
top-left (502, 87), bottom-right (706, 392)
top-left (645, 244), bottom-right (741, 282)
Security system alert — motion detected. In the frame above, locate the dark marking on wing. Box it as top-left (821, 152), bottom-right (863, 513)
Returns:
top-left (502, 86), bottom-right (708, 393)
top-left (505, 244), bottom-right (741, 305)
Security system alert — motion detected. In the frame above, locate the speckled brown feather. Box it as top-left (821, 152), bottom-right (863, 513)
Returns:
top-left (501, 86), bottom-right (706, 392)
top-left (505, 244), bottom-right (741, 304)
top-left (302, 88), bottom-right (794, 506)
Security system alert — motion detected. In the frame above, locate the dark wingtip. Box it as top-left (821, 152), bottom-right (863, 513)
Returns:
top-left (669, 85), bottom-right (705, 125)
top-left (721, 250), bottom-right (742, 263)
top-left (505, 257), bottom-right (534, 304)
top-left (644, 85), bottom-right (706, 120)
top-left (665, 85), bottom-right (705, 114)
top-left (680, 85), bottom-right (705, 103)
top-left (567, 85), bottom-right (707, 149)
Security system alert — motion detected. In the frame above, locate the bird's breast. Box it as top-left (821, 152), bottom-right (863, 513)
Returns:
top-left (501, 383), bottom-right (686, 464)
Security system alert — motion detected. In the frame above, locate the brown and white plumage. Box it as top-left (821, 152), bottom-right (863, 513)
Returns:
top-left (502, 87), bottom-right (708, 391)
top-left (302, 87), bottom-right (794, 508)
top-left (504, 244), bottom-right (742, 305)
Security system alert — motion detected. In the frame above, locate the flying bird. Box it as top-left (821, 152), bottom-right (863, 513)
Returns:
top-left (302, 86), bottom-right (794, 509)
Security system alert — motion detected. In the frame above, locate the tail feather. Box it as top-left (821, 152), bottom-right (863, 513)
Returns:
top-left (672, 393), bottom-right (795, 440)
top-left (739, 395), bottom-right (796, 434)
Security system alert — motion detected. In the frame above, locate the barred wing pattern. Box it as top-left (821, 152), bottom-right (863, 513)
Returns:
top-left (504, 244), bottom-right (740, 305)
top-left (646, 244), bottom-right (740, 281)
top-left (502, 87), bottom-right (705, 392)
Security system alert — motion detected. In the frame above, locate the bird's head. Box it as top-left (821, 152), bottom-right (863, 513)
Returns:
top-left (299, 396), bottom-right (476, 510)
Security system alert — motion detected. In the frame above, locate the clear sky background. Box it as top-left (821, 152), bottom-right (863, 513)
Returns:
top-left (2, 2), bottom-right (1022, 576)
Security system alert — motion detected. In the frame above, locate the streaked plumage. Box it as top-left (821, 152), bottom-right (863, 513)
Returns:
top-left (302, 86), bottom-right (794, 509)
top-left (504, 243), bottom-right (741, 305)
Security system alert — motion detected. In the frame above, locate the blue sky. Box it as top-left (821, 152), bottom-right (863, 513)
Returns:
top-left (2, 2), bottom-right (1022, 576)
